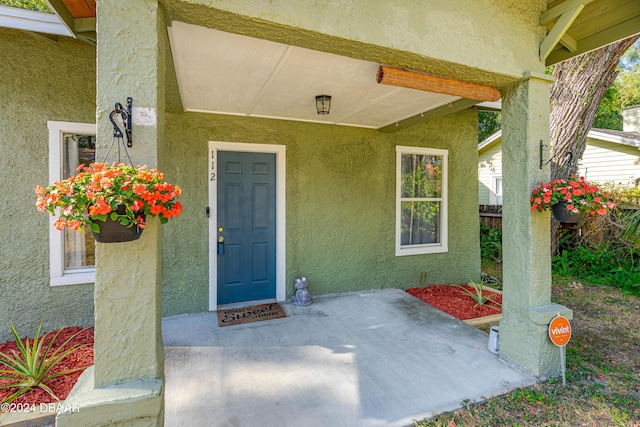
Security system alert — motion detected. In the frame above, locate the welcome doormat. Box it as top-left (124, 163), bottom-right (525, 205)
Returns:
top-left (217, 302), bottom-right (287, 327)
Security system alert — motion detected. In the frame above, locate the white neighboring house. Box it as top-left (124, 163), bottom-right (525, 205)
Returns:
top-left (478, 105), bottom-right (640, 205)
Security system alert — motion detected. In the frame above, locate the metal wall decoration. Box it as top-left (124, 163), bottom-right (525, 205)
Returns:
top-left (540, 140), bottom-right (572, 169)
top-left (104, 97), bottom-right (134, 165)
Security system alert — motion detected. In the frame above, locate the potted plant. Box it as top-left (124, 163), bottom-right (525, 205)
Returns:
top-left (530, 175), bottom-right (615, 223)
top-left (35, 162), bottom-right (182, 242)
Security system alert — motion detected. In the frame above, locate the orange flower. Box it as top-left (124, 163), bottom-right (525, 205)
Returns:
top-left (100, 177), bottom-right (113, 189)
top-left (530, 175), bottom-right (614, 217)
top-left (89, 197), bottom-right (111, 216)
top-left (163, 202), bottom-right (182, 218)
top-left (34, 185), bottom-right (46, 197)
top-left (35, 197), bottom-right (48, 213)
top-left (133, 184), bottom-right (147, 195)
top-left (131, 200), bottom-right (144, 211)
top-left (67, 220), bottom-right (82, 230)
top-left (150, 204), bottom-right (167, 215)
top-left (36, 162), bottom-right (182, 231)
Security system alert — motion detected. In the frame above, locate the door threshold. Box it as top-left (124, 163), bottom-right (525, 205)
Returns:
top-left (216, 298), bottom-right (278, 311)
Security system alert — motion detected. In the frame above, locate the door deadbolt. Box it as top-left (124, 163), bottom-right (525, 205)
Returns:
top-left (218, 227), bottom-right (224, 232)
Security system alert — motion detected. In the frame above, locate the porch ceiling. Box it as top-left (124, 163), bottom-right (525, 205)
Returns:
top-left (5, 0), bottom-right (634, 127)
top-left (167, 21), bottom-right (462, 130)
top-left (544, 0), bottom-right (640, 65)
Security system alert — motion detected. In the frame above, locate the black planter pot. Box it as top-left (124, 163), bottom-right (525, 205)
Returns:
top-left (552, 201), bottom-right (585, 224)
top-left (91, 206), bottom-right (145, 243)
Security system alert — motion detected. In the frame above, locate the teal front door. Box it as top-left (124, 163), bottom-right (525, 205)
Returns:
top-left (217, 151), bottom-right (277, 304)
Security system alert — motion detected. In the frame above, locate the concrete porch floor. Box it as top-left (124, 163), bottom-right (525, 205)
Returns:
top-left (162, 289), bottom-right (537, 427)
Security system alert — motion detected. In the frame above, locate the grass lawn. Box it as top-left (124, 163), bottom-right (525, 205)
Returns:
top-left (413, 276), bottom-right (640, 427)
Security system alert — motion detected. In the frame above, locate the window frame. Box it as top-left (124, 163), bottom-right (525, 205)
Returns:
top-left (491, 176), bottom-right (503, 205)
top-left (395, 145), bottom-right (448, 256)
top-left (47, 121), bottom-right (96, 286)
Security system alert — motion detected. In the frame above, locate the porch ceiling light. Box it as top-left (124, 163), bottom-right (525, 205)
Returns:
top-left (315, 95), bottom-right (331, 115)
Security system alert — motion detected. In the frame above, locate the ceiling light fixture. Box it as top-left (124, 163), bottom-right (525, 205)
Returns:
top-left (315, 95), bottom-right (331, 115)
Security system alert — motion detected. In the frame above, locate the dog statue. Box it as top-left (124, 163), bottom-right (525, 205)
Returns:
top-left (292, 276), bottom-right (312, 306)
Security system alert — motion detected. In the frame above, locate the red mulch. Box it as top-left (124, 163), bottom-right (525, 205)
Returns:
top-left (0, 326), bottom-right (94, 405)
top-left (407, 284), bottom-right (502, 320)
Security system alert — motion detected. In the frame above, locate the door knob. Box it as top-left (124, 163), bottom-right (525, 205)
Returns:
top-left (217, 238), bottom-right (225, 256)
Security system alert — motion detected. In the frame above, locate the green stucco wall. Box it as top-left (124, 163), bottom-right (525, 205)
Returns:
top-left (161, 109), bottom-right (480, 316)
top-left (0, 28), bottom-right (96, 342)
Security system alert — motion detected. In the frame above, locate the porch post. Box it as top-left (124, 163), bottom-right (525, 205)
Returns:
top-left (499, 71), bottom-right (572, 378)
top-left (56, 0), bottom-right (165, 425)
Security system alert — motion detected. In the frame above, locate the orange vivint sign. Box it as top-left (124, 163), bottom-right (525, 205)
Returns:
top-left (549, 315), bottom-right (571, 346)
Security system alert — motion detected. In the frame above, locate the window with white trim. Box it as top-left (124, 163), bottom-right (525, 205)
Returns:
top-left (396, 146), bottom-right (448, 256)
top-left (48, 121), bottom-right (97, 286)
top-left (492, 177), bottom-right (503, 205)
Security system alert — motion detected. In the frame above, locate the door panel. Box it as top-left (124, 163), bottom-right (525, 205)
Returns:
top-left (217, 151), bottom-right (277, 304)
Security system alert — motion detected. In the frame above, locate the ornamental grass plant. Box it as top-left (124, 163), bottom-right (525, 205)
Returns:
top-left (0, 322), bottom-right (89, 404)
top-left (530, 175), bottom-right (615, 216)
top-left (35, 162), bottom-right (182, 233)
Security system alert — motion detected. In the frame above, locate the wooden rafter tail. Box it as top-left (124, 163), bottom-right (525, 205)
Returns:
top-left (376, 66), bottom-right (501, 102)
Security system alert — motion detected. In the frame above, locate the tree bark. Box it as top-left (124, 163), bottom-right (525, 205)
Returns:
top-left (549, 35), bottom-right (640, 180)
top-left (548, 35), bottom-right (639, 255)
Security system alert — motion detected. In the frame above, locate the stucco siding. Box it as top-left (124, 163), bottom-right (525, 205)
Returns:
top-left (0, 28), bottom-right (96, 341)
top-left (478, 142), bottom-right (503, 204)
top-left (166, 0), bottom-right (546, 87)
top-left (162, 109), bottom-right (480, 316)
top-left (579, 138), bottom-right (640, 186)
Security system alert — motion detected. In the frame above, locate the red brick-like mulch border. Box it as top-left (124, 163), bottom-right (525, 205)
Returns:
top-left (0, 326), bottom-right (94, 406)
top-left (407, 284), bottom-right (502, 320)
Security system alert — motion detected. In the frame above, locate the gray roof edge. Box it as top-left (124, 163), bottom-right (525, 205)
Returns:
top-left (0, 5), bottom-right (72, 37)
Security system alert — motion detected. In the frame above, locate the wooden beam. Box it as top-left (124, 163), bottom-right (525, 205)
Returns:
top-left (46, 0), bottom-right (76, 38)
top-left (77, 31), bottom-right (96, 44)
top-left (546, 15), bottom-right (640, 65)
top-left (75, 17), bottom-right (95, 33)
top-left (378, 99), bottom-right (480, 132)
top-left (540, 0), bottom-right (593, 24)
top-left (544, 21), bottom-right (578, 52)
top-left (75, 17), bottom-right (96, 43)
top-left (376, 66), bottom-right (501, 102)
top-left (540, 4), bottom-right (585, 62)
top-left (558, 33), bottom-right (578, 52)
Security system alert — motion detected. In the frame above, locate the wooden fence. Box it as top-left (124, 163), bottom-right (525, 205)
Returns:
top-left (479, 205), bottom-right (502, 229)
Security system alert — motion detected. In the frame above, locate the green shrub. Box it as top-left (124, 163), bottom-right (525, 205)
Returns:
top-left (552, 183), bottom-right (640, 296)
top-left (480, 226), bottom-right (502, 263)
top-left (552, 244), bottom-right (640, 297)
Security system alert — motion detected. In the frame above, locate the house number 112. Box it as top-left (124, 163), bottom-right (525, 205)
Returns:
top-left (210, 150), bottom-right (216, 181)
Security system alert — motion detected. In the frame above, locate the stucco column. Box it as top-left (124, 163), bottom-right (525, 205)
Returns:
top-left (499, 71), bottom-right (572, 378)
top-left (92, 0), bottom-right (166, 388)
top-left (57, 0), bottom-right (165, 425)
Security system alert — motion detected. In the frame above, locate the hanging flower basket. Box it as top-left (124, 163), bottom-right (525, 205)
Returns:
top-left (551, 200), bottom-right (585, 224)
top-left (530, 175), bottom-right (615, 221)
top-left (36, 163), bottom-right (182, 243)
top-left (91, 205), bottom-right (146, 243)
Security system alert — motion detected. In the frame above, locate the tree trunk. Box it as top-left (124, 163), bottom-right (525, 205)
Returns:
top-left (548, 35), bottom-right (639, 255)
top-left (549, 35), bottom-right (640, 180)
